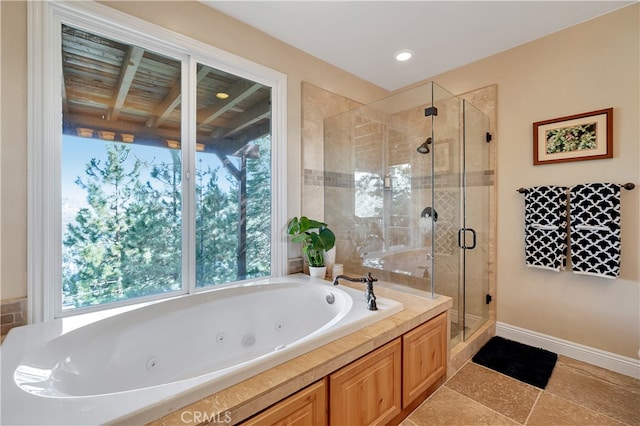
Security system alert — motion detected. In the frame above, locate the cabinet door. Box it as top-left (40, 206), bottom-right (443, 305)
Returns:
top-left (329, 338), bottom-right (401, 426)
top-left (242, 379), bottom-right (327, 426)
top-left (402, 312), bottom-right (447, 408)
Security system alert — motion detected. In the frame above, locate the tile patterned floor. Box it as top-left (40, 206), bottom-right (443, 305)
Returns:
top-left (402, 355), bottom-right (640, 425)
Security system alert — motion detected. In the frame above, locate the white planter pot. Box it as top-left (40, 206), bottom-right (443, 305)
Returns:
top-left (308, 266), bottom-right (327, 279)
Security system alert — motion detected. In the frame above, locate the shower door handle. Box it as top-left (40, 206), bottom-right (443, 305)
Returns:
top-left (457, 228), bottom-right (477, 250)
top-left (467, 228), bottom-right (477, 249)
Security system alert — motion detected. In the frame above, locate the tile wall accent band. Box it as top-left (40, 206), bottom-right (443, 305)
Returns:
top-left (305, 169), bottom-right (495, 189)
top-left (304, 169), bottom-right (354, 188)
top-left (412, 170), bottom-right (495, 189)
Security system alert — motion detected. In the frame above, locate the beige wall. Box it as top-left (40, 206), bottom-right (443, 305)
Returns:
top-left (415, 4), bottom-right (639, 359)
top-left (0, 1), bottom-right (387, 301)
top-left (0, 1), bottom-right (28, 301)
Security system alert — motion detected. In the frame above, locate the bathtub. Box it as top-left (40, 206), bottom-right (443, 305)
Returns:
top-left (1, 274), bottom-right (402, 425)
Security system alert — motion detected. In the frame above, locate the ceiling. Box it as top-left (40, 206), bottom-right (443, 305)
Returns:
top-left (204, 1), bottom-right (635, 91)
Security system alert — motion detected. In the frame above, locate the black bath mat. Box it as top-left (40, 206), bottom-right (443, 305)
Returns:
top-left (472, 336), bottom-right (557, 389)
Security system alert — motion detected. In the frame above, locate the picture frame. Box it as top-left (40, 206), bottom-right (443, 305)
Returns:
top-left (533, 108), bottom-right (613, 165)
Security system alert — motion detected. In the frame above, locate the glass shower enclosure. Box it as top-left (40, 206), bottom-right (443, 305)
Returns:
top-left (323, 82), bottom-right (492, 344)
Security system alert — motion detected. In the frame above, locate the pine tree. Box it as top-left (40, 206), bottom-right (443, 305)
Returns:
top-left (195, 158), bottom-right (238, 286)
top-left (245, 136), bottom-right (271, 278)
top-left (64, 144), bottom-right (140, 306)
top-left (122, 149), bottom-right (182, 298)
top-left (63, 144), bottom-right (182, 307)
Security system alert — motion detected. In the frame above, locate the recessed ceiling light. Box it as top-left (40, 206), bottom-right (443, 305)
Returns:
top-left (395, 50), bottom-right (414, 62)
top-left (216, 92), bottom-right (230, 99)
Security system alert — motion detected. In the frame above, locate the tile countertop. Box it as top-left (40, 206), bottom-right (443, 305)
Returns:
top-left (144, 281), bottom-right (452, 426)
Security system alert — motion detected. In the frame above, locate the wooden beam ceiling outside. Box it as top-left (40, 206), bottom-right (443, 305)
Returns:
top-left (62, 24), bottom-right (271, 158)
top-left (196, 79), bottom-right (262, 128)
top-left (108, 46), bottom-right (144, 121)
top-left (209, 98), bottom-right (271, 140)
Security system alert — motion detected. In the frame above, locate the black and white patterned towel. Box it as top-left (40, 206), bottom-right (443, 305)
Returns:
top-left (523, 186), bottom-right (568, 271)
top-left (569, 183), bottom-right (621, 279)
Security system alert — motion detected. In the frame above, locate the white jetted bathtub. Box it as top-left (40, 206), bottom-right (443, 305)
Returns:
top-left (1, 274), bottom-right (402, 425)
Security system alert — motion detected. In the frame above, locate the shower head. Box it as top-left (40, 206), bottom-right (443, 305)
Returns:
top-left (417, 137), bottom-right (432, 154)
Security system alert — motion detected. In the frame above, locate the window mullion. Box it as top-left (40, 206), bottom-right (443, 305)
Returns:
top-left (183, 58), bottom-right (197, 295)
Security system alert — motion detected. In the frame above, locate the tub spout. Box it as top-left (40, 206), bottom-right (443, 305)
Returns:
top-left (333, 272), bottom-right (378, 311)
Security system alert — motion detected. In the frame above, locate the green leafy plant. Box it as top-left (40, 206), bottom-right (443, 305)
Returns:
top-left (287, 216), bottom-right (336, 267)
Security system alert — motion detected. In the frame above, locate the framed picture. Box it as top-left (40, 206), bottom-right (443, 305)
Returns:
top-left (533, 108), bottom-right (613, 165)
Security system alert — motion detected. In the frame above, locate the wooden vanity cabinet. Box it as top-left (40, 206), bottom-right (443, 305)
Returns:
top-left (329, 338), bottom-right (402, 426)
top-left (241, 378), bottom-right (327, 426)
top-left (239, 311), bottom-right (447, 426)
top-left (402, 312), bottom-right (447, 408)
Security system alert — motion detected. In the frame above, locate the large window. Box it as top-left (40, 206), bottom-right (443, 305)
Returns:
top-left (29, 2), bottom-right (287, 321)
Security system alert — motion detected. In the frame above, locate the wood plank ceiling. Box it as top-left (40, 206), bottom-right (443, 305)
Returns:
top-left (61, 25), bottom-right (271, 157)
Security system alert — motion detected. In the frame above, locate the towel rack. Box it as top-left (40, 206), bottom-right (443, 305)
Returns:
top-left (516, 183), bottom-right (636, 193)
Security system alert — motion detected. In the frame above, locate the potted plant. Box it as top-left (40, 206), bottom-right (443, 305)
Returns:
top-left (287, 216), bottom-right (336, 278)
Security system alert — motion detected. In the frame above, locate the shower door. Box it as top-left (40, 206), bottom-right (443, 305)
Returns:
top-left (431, 87), bottom-right (491, 343)
top-left (430, 84), bottom-right (464, 342)
top-left (461, 100), bottom-right (491, 340)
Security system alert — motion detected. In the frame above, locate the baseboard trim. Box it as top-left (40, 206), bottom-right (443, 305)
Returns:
top-left (496, 322), bottom-right (640, 379)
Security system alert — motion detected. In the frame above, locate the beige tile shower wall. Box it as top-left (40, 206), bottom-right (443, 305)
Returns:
top-left (354, 120), bottom-right (384, 173)
top-left (389, 105), bottom-right (431, 251)
top-left (301, 82), bottom-right (363, 222)
top-left (300, 83), bottom-right (365, 271)
top-left (323, 110), bottom-right (359, 273)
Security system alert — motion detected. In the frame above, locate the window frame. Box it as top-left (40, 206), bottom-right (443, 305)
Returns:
top-left (28, 1), bottom-right (288, 322)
